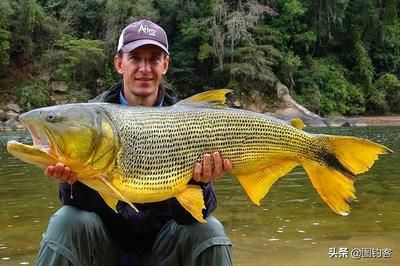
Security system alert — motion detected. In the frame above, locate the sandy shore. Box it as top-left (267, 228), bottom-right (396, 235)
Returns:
top-left (349, 116), bottom-right (400, 126)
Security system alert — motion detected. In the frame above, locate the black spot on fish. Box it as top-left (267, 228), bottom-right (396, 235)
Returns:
top-left (323, 152), bottom-right (356, 180)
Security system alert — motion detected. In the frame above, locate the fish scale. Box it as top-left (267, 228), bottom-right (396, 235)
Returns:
top-left (105, 105), bottom-right (314, 200)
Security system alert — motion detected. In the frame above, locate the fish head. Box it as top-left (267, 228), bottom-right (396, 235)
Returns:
top-left (7, 103), bottom-right (119, 177)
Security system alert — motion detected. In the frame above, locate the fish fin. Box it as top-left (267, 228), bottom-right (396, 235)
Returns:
top-left (176, 89), bottom-right (232, 107)
top-left (303, 135), bottom-right (391, 216)
top-left (235, 161), bottom-right (298, 205)
top-left (302, 161), bottom-right (356, 216)
top-left (325, 135), bottom-right (392, 174)
top-left (80, 176), bottom-right (139, 213)
top-left (175, 185), bottom-right (206, 223)
top-left (98, 175), bottom-right (139, 213)
top-left (289, 118), bottom-right (305, 130)
top-left (98, 192), bottom-right (119, 213)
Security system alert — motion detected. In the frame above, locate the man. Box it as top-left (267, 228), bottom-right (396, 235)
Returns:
top-left (35, 19), bottom-right (233, 265)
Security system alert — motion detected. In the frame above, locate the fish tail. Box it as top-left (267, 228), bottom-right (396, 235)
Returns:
top-left (302, 135), bottom-right (392, 216)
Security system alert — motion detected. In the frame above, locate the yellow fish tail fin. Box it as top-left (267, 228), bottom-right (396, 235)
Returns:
top-left (175, 185), bottom-right (206, 223)
top-left (235, 161), bottom-right (298, 205)
top-left (303, 135), bottom-right (392, 215)
top-left (326, 135), bottom-right (392, 175)
top-left (302, 161), bottom-right (356, 216)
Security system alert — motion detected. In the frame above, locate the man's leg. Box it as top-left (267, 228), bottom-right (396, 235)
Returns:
top-left (36, 205), bottom-right (118, 266)
top-left (151, 216), bottom-right (232, 266)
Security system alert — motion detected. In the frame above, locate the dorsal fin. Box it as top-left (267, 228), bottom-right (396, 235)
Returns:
top-left (290, 118), bottom-right (305, 130)
top-left (176, 89), bottom-right (233, 107)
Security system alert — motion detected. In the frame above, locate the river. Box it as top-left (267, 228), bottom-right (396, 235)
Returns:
top-left (0, 126), bottom-right (399, 265)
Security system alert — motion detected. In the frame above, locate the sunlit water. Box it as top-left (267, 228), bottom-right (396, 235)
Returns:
top-left (0, 127), bottom-right (399, 265)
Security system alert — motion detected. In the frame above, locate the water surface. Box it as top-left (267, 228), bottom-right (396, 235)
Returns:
top-left (0, 127), bottom-right (399, 265)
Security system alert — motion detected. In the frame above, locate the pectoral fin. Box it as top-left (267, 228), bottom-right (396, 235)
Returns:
top-left (99, 175), bottom-right (139, 213)
top-left (235, 160), bottom-right (298, 205)
top-left (175, 185), bottom-right (206, 223)
top-left (80, 175), bottom-right (139, 213)
top-left (98, 192), bottom-right (119, 212)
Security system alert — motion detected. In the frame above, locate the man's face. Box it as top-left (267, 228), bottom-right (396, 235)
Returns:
top-left (115, 45), bottom-right (169, 100)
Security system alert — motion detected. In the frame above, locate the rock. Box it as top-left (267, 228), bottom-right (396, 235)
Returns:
top-left (0, 110), bottom-right (6, 121)
top-left (324, 118), bottom-right (348, 127)
top-left (15, 123), bottom-right (26, 131)
top-left (6, 110), bottom-right (19, 120)
top-left (5, 118), bottom-right (25, 130)
top-left (7, 103), bottom-right (22, 113)
top-left (51, 93), bottom-right (69, 104)
top-left (52, 81), bottom-right (68, 92)
top-left (5, 117), bottom-right (17, 127)
top-left (302, 117), bottom-right (327, 127)
top-left (233, 100), bottom-right (241, 108)
top-left (344, 118), bottom-right (368, 127)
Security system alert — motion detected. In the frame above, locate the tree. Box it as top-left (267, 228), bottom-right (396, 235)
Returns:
top-left (0, 0), bottom-right (12, 76)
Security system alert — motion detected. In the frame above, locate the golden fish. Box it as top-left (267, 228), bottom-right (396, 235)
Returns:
top-left (7, 89), bottom-right (392, 222)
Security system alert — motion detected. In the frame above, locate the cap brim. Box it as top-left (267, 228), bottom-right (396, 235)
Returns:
top-left (121, 40), bottom-right (169, 55)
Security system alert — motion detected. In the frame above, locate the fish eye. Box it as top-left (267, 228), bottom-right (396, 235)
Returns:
top-left (46, 112), bottom-right (58, 122)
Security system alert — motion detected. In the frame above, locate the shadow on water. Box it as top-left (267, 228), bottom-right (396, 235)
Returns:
top-left (0, 127), bottom-right (399, 265)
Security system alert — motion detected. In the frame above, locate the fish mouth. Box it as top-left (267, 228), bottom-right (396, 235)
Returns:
top-left (7, 120), bottom-right (59, 167)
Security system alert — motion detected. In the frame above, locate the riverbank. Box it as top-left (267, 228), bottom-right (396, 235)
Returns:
top-left (2, 101), bottom-right (400, 132)
top-left (349, 116), bottom-right (400, 126)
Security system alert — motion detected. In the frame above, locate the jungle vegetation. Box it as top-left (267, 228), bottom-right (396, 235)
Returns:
top-left (1, 0), bottom-right (400, 116)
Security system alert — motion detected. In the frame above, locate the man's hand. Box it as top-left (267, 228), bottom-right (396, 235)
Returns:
top-left (44, 162), bottom-right (77, 184)
top-left (192, 152), bottom-right (232, 183)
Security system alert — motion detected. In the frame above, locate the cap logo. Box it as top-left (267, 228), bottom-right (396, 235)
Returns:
top-left (138, 24), bottom-right (156, 37)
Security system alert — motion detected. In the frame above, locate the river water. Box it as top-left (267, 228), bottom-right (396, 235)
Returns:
top-left (0, 127), bottom-right (399, 265)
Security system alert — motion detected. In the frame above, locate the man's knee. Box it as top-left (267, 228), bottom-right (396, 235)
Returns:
top-left (188, 216), bottom-right (228, 239)
top-left (151, 216), bottom-right (232, 265)
top-left (180, 216), bottom-right (232, 263)
top-left (37, 206), bottom-right (117, 266)
top-left (45, 206), bottom-right (99, 239)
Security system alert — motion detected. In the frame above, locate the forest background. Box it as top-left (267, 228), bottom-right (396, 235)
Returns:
top-left (1, 0), bottom-right (400, 116)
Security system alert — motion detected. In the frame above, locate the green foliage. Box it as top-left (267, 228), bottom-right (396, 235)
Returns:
top-left (0, 1), bottom-right (12, 75)
top-left (372, 20), bottom-right (400, 75)
top-left (278, 50), bottom-right (302, 89)
top-left (45, 35), bottom-right (106, 98)
top-left (10, 0), bottom-right (62, 58)
top-left (374, 73), bottom-right (400, 113)
top-left (350, 36), bottom-right (374, 91)
top-left (198, 43), bottom-right (214, 61)
top-left (227, 44), bottom-right (279, 92)
top-left (299, 57), bottom-right (365, 115)
top-left (17, 81), bottom-right (51, 110)
top-left (1, 0), bottom-right (400, 116)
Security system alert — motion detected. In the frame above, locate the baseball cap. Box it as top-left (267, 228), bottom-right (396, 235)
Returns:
top-left (117, 19), bottom-right (169, 55)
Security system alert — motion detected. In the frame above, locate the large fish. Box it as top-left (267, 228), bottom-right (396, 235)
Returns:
top-left (7, 89), bottom-right (392, 222)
